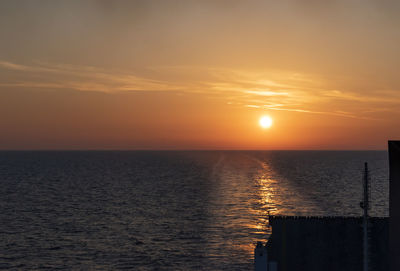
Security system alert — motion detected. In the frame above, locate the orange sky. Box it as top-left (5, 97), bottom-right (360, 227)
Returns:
top-left (0, 1), bottom-right (399, 150)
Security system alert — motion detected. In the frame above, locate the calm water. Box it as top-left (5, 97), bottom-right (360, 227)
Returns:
top-left (0, 151), bottom-right (388, 270)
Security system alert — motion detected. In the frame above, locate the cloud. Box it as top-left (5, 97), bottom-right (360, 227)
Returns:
top-left (245, 90), bottom-right (290, 96)
top-left (0, 60), bottom-right (185, 93)
top-left (0, 61), bottom-right (31, 71)
top-left (1, 60), bottom-right (400, 120)
top-left (323, 89), bottom-right (400, 103)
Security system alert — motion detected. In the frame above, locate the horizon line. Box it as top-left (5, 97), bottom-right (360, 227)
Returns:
top-left (0, 149), bottom-right (387, 152)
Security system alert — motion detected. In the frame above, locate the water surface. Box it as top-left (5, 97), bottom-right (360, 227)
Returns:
top-left (0, 151), bottom-right (388, 270)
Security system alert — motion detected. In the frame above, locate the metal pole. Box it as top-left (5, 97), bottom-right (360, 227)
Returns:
top-left (363, 162), bottom-right (369, 271)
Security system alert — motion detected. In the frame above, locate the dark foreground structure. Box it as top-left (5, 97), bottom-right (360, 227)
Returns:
top-left (255, 140), bottom-right (400, 271)
top-left (389, 141), bottom-right (400, 271)
top-left (265, 216), bottom-right (388, 271)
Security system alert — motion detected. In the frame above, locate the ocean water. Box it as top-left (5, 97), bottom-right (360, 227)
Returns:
top-left (0, 151), bottom-right (388, 270)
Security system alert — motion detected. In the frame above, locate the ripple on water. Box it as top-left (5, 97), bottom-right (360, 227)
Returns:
top-left (0, 151), bottom-right (388, 270)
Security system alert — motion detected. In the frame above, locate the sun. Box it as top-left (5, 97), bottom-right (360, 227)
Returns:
top-left (259, 115), bottom-right (273, 129)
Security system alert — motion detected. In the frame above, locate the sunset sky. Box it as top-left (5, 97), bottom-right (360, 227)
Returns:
top-left (1, 0), bottom-right (399, 150)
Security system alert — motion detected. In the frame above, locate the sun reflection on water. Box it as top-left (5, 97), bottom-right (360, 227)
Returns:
top-left (205, 154), bottom-right (285, 263)
top-left (235, 160), bottom-right (282, 258)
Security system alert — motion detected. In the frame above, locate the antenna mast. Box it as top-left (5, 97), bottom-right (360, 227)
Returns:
top-left (361, 162), bottom-right (370, 271)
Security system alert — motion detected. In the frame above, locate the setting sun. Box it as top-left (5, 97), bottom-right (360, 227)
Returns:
top-left (259, 116), bottom-right (273, 129)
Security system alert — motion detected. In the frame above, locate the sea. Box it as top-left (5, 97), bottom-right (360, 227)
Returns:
top-left (0, 151), bottom-right (389, 270)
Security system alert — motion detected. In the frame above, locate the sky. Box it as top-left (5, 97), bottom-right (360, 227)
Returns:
top-left (0, 0), bottom-right (399, 150)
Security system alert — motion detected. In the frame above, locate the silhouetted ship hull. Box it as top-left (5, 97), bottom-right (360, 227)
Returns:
top-left (255, 141), bottom-right (400, 271)
top-left (262, 215), bottom-right (388, 271)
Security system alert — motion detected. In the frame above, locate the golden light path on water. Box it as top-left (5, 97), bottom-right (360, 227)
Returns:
top-left (236, 160), bottom-right (279, 258)
top-left (202, 150), bottom-right (334, 264)
top-left (206, 153), bottom-right (284, 261)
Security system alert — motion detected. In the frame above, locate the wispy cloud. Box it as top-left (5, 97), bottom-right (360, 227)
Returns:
top-left (323, 89), bottom-right (400, 103)
top-left (0, 60), bottom-right (185, 93)
top-left (266, 107), bottom-right (376, 120)
top-left (1, 60), bottom-right (400, 120)
top-left (0, 61), bottom-right (30, 71)
top-left (245, 90), bottom-right (290, 96)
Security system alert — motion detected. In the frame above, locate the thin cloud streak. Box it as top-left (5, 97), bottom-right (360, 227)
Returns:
top-left (1, 60), bottom-right (400, 120)
top-left (244, 90), bottom-right (290, 96)
top-left (0, 60), bottom-right (185, 93)
top-left (267, 107), bottom-right (378, 121)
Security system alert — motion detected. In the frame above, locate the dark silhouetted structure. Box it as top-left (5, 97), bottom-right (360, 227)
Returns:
top-left (255, 143), bottom-right (398, 270)
top-left (265, 216), bottom-right (388, 271)
top-left (389, 141), bottom-right (400, 271)
top-left (361, 163), bottom-right (370, 271)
